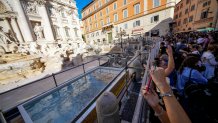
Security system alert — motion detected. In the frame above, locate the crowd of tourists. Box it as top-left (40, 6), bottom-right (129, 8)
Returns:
top-left (142, 31), bottom-right (218, 123)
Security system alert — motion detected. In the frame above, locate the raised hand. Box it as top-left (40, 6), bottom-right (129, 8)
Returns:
top-left (150, 67), bottom-right (170, 93)
top-left (142, 86), bottom-right (159, 108)
top-left (166, 45), bottom-right (173, 56)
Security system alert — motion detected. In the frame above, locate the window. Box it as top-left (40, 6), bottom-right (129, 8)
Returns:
top-left (114, 2), bottom-right (117, 10)
top-left (94, 14), bottom-right (97, 20)
top-left (202, 1), bottom-right (211, 7)
top-left (99, 1), bottom-right (102, 7)
top-left (134, 3), bottom-right (140, 15)
top-left (89, 9), bottom-right (91, 13)
top-left (100, 11), bottom-right (102, 16)
top-left (133, 20), bottom-right (140, 27)
top-left (151, 15), bottom-right (159, 23)
top-left (177, 6), bottom-right (180, 11)
top-left (183, 18), bottom-right (188, 24)
top-left (203, 2), bottom-right (207, 7)
top-left (89, 17), bottom-right (92, 22)
top-left (124, 23), bottom-right (128, 29)
top-left (208, 1), bottom-right (211, 5)
top-left (74, 28), bottom-right (78, 37)
top-left (106, 7), bottom-right (109, 14)
top-left (179, 12), bottom-right (182, 17)
top-left (153, 0), bottom-right (160, 8)
top-left (123, 9), bottom-right (128, 18)
top-left (180, 3), bottom-right (183, 9)
top-left (95, 22), bottom-right (98, 28)
top-left (178, 21), bottom-right (181, 26)
top-left (65, 27), bottom-right (70, 37)
top-left (203, 2), bottom-right (209, 7)
top-left (191, 5), bottom-right (195, 11)
top-left (123, 0), bottom-right (127, 5)
top-left (114, 13), bottom-right (118, 22)
top-left (175, 14), bottom-right (178, 19)
top-left (201, 11), bottom-right (208, 19)
top-left (189, 16), bottom-right (193, 22)
top-left (186, 0), bottom-right (190, 4)
top-left (94, 5), bottom-right (96, 10)
top-left (107, 17), bottom-right (110, 24)
top-left (101, 20), bottom-right (104, 26)
top-left (185, 9), bottom-right (188, 14)
top-left (105, 0), bottom-right (109, 3)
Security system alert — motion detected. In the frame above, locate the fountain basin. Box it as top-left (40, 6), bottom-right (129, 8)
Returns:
top-left (18, 67), bottom-right (124, 123)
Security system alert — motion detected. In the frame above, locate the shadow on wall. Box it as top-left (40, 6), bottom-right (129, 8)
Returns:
top-left (145, 17), bottom-right (173, 37)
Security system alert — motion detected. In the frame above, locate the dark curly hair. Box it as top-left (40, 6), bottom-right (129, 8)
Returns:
top-left (179, 56), bottom-right (200, 74)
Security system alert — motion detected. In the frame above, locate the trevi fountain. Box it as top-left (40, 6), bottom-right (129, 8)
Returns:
top-left (0, 0), bottom-right (92, 92)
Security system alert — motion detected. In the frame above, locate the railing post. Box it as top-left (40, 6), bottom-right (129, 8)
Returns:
top-left (52, 73), bottom-right (58, 87)
top-left (125, 60), bottom-right (129, 97)
top-left (82, 64), bottom-right (85, 74)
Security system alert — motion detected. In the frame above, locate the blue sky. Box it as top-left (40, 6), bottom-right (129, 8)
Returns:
top-left (75, 0), bottom-right (92, 19)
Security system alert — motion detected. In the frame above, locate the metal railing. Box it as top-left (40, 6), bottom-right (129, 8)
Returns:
top-left (132, 39), bottom-right (160, 123)
top-left (72, 53), bottom-right (142, 122)
top-left (0, 57), bottom-right (106, 115)
top-left (0, 37), bottom-right (159, 122)
top-left (73, 38), bottom-right (159, 122)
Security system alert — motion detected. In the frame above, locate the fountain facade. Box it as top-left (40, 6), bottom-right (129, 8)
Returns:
top-left (0, 0), bottom-right (88, 92)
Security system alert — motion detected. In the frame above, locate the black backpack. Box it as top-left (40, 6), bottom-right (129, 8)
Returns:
top-left (184, 69), bottom-right (206, 99)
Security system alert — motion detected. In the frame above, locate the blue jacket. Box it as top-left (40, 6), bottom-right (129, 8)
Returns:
top-left (177, 67), bottom-right (208, 96)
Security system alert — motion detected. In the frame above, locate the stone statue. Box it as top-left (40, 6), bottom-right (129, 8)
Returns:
top-left (34, 23), bottom-right (44, 40)
top-left (6, 29), bottom-right (18, 44)
top-left (26, 2), bottom-right (37, 14)
top-left (29, 42), bottom-right (40, 54)
top-left (0, 26), bottom-right (11, 44)
top-left (50, 7), bottom-right (56, 16)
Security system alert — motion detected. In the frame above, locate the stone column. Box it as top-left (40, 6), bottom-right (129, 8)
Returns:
top-left (10, 17), bottom-right (24, 43)
top-left (38, 1), bottom-right (55, 41)
top-left (14, 0), bottom-right (34, 42)
top-left (56, 10), bottom-right (66, 42)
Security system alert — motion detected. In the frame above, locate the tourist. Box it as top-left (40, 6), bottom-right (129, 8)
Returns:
top-left (190, 44), bottom-right (200, 55)
top-left (177, 56), bottom-right (208, 96)
top-left (197, 35), bottom-right (204, 45)
top-left (143, 67), bottom-right (191, 123)
top-left (159, 42), bottom-right (167, 56)
top-left (201, 45), bottom-right (218, 80)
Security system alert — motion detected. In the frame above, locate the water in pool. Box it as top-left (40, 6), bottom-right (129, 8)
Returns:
top-left (24, 68), bottom-right (121, 123)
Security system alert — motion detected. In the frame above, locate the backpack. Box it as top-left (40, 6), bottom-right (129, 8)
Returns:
top-left (184, 69), bottom-right (206, 98)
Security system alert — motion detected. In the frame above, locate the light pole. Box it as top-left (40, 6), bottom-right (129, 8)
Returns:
top-left (115, 28), bottom-right (129, 52)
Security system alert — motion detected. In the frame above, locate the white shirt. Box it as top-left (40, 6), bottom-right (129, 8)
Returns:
top-left (197, 38), bottom-right (204, 44)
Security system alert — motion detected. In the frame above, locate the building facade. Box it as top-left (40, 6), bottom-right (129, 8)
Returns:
top-left (0, 0), bottom-right (84, 55)
top-left (82, 0), bottom-right (179, 45)
top-left (174, 0), bottom-right (218, 32)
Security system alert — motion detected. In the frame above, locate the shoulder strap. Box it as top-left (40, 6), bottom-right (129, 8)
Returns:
top-left (188, 69), bottom-right (193, 83)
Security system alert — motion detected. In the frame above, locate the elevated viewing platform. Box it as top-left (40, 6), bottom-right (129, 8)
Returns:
top-left (0, 37), bottom-right (160, 123)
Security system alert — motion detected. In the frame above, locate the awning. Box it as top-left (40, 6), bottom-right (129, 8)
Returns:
top-left (197, 28), bottom-right (215, 32)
